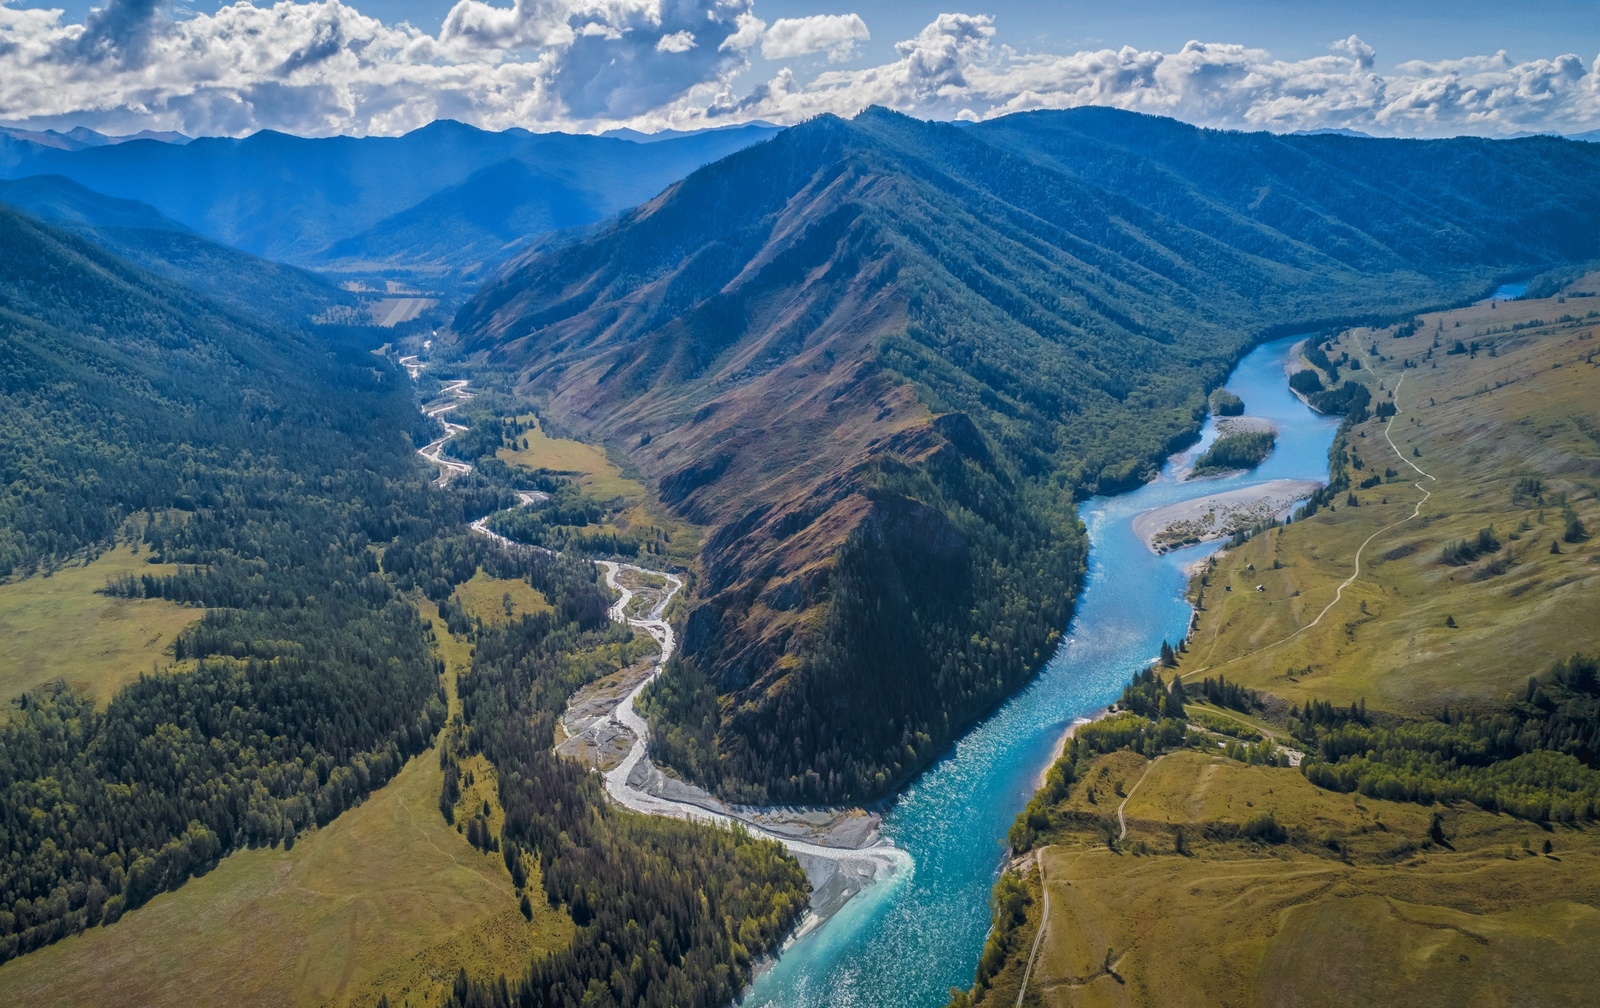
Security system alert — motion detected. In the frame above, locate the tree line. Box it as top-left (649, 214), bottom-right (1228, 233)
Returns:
top-left (440, 555), bottom-right (809, 1008)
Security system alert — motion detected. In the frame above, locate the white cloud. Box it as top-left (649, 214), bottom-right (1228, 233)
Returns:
top-left (719, 12), bottom-right (766, 53)
top-left (698, 19), bottom-right (1600, 139)
top-left (760, 13), bottom-right (868, 62)
top-left (0, 0), bottom-right (757, 134)
top-left (657, 30), bottom-right (696, 54)
top-left (0, 4), bottom-right (1597, 140)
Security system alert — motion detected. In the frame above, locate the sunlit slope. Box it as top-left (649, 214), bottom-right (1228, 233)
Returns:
top-left (457, 106), bottom-right (1600, 804)
top-left (1183, 276), bottom-right (1600, 710)
top-left (967, 748), bottom-right (1600, 1008)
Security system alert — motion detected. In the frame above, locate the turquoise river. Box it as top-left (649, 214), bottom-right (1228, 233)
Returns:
top-left (745, 333), bottom-right (1342, 1007)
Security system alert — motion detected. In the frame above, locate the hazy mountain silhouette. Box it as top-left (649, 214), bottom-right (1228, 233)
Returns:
top-left (0, 174), bottom-right (356, 328)
top-left (0, 120), bottom-right (779, 283)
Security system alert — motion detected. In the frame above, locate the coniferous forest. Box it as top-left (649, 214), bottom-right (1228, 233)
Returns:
top-left (5, 96), bottom-right (1600, 1008)
top-left (0, 204), bottom-right (810, 999)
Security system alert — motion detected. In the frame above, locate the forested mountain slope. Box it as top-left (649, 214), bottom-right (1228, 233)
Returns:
top-left (0, 210), bottom-right (809, 996)
top-left (455, 107), bottom-right (1600, 804)
top-left (0, 175), bottom-right (355, 329)
top-left (0, 203), bottom-right (452, 957)
top-left (0, 121), bottom-right (778, 281)
top-left (0, 203), bottom-right (382, 576)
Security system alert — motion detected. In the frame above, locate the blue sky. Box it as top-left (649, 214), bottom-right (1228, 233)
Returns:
top-left (3, 0), bottom-right (1599, 137)
top-left (18, 0), bottom-right (1589, 63)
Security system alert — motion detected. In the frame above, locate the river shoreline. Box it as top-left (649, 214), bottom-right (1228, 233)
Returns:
top-left (743, 332), bottom-right (1342, 1008)
top-left (1033, 707), bottom-right (1111, 791)
top-left (1132, 478), bottom-right (1322, 553)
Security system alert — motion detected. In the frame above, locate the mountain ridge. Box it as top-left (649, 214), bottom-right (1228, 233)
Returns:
top-left (0, 121), bottom-right (781, 282)
top-left (457, 106), bottom-right (1600, 803)
top-left (0, 174), bottom-right (358, 330)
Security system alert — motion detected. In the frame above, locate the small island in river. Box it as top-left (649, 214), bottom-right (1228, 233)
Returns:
top-left (1133, 477), bottom-right (1321, 553)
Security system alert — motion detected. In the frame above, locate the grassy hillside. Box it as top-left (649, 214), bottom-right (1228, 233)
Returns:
top-left (0, 734), bottom-right (570, 1008)
top-left (1182, 275), bottom-right (1600, 710)
top-left (963, 747), bottom-right (1600, 1008)
top-left (455, 107), bottom-right (1600, 805)
top-left (957, 274), bottom-right (1600, 1007)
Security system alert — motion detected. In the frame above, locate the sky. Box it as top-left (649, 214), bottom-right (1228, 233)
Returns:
top-left (3, 0), bottom-right (1599, 138)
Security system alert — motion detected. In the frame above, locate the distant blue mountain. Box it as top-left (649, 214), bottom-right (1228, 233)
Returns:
top-left (1289, 126), bottom-right (1375, 138)
top-left (0, 126), bottom-right (190, 152)
top-left (0, 120), bottom-right (780, 283)
top-left (0, 174), bottom-right (357, 328)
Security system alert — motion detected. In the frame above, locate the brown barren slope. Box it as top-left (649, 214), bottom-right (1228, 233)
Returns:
top-left (455, 109), bottom-right (1600, 803)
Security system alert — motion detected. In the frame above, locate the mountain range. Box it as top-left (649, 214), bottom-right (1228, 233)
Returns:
top-left (0, 121), bottom-right (778, 284)
top-left (0, 174), bottom-right (356, 330)
top-left (455, 106), bottom-right (1600, 804)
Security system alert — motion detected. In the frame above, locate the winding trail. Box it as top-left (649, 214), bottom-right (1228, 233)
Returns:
top-left (398, 351), bottom-right (911, 896)
top-left (1184, 371), bottom-right (1433, 678)
top-left (1015, 848), bottom-right (1051, 1008)
top-left (1116, 755), bottom-right (1162, 842)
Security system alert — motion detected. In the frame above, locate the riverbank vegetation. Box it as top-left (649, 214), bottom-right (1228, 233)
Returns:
top-left (441, 554), bottom-right (808, 1008)
top-left (1210, 389), bottom-right (1245, 416)
top-left (1190, 430), bottom-right (1276, 477)
top-left (455, 106), bottom-right (1600, 807)
top-left (958, 274), bottom-right (1600, 1006)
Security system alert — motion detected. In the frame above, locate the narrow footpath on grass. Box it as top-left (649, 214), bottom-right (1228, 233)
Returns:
top-left (1183, 370), bottom-right (1435, 680)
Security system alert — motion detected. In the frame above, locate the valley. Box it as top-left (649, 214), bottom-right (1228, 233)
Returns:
top-left (957, 276), bottom-right (1600, 1006)
top-left (0, 203), bottom-right (811, 1006)
top-left (3, 103), bottom-right (1600, 1008)
top-left (398, 354), bottom-right (912, 936)
top-left (458, 107), bottom-right (1600, 815)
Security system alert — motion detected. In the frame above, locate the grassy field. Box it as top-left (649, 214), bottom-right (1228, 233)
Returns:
top-left (1179, 277), bottom-right (1600, 713)
top-left (497, 414), bottom-right (702, 567)
top-left (498, 413), bottom-right (644, 503)
top-left (0, 544), bottom-right (198, 706)
top-left (0, 606), bottom-right (571, 1008)
top-left (974, 750), bottom-right (1600, 1008)
top-left (963, 276), bottom-right (1600, 1008)
top-left (452, 569), bottom-right (553, 626)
